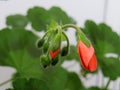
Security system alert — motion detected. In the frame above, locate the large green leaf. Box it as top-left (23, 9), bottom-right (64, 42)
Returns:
top-left (48, 6), bottom-right (76, 24)
top-left (27, 6), bottom-right (76, 31)
top-left (7, 78), bottom-right (49, 90)
top-left (27, 7), bottom-right (50, 31)
top-left (4, 50), bottom-right (43, 79)
top-left (65, 72), bottom-right (85, 90)
top-left (0, 28), bottom-right (41, 65)
top-left (0, 28), bottom-right (43, 79)
top-left (6, 14), bottom-right (28, 28)
top-left (42, 66), bottom-right (68, 90)
top-left (83, 20), bottom-right (120, 80)
top-left (100, 57), bottom-right (120, 80)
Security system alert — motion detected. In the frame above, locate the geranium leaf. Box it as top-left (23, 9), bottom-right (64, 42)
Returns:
top-left (27, 7), bottom-right (50, 31)
top-left (48, 6), bottom-right (76, 24)
top-left (27, 6), bottom-right (75, 31)
top-left (8, 78), bottom-right (49, 90)
top-left (65, 72), bottom-right (85, 90)
top-left (6, 14), bottom-right (28, 28)
top-left (42, 66), bottom-right (68, 90)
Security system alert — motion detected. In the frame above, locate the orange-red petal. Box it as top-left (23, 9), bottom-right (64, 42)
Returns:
top-left (50, 48), bottom-right (60, 58)
top-left (88, 54), bottom-right (97, 72)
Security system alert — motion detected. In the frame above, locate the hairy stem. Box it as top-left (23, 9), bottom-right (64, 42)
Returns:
top-left (62, 24), bottom-right (90, 47)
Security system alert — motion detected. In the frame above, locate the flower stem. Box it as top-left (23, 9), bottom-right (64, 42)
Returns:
top-left (62, 32), bottom-right (70, 48)
top-left (62, 24), bottom-right (90, 47)
top-left (0, 78), bottom-right (13, 87)
top-left (104, 79), bottom-right (111, 89)
top-left (62, 24), bottom-right (82, 33)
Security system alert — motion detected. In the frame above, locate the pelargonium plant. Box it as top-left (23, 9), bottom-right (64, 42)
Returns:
top-left (37, 22), bottom-right (98, 72)
top-left (0, 6), bottom-right (120, 90)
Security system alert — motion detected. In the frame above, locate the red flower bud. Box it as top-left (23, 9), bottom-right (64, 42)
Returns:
top-left (50, 48), bottom-right (60, 59)
top-left (78, 41), bottom-right (97, 72)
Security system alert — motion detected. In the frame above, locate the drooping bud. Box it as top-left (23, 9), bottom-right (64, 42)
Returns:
top-left (40, 55), bottom-right (51, 68)
top-left (50, 33), bottom-right (61, 58)
top-left (37, 38), bottom-right (44, 48)
top-left (78, 41), bottom-right (97, 72)
top-left (51, 55), bottom-right (59, 66)
top-left (51, 33), bottom-right (61, 51)
top-left (50, 48), bottom-right (60, 59)
top-left (61, 46), bottom-right (69, 56)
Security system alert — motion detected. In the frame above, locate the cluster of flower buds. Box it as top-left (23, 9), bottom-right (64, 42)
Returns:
top-left (37, 22), bottom-right (97, 72)
top-left (37, 22), bottom-right (69, 68)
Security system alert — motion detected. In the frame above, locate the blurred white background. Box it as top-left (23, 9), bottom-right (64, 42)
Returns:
top-left (0, 0), bottom-right (120, 90)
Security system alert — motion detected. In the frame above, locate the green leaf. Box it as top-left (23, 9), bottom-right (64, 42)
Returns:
top-left (65, 72), bottom-right (85, 90)
top-left (98, 23), bottom-right (120, 54)
top-left (27, 6), bottom-right (76, 31)
top-left (100, 57), bottom-right (120, 80)
top-left (83, 20), bottom-right (120, 80)
top-left (8, 78), bottom-right (49, 90)
top-left (0, 28), bottom-right (41, 65)
top-left (0, 28), bottom-right (43, 79)
top-left (13, 78), bottom-right (27, 90)
top-left (6, 14), bottom-right (28, 28)
top-left (4, 50), bottom-right (43, 79)
top-left (48, 6), bottom-right (76, 24)
top-left (87, 87), bottom-right (106, 90)
top-left (26, 78), bottom-right (49, 90)
top-left (42, 66), bottom-right (68, 90)
top-left (27, 7), bottom-right (51, 31)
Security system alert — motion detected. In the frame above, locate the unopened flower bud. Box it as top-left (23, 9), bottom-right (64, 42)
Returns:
top-left (51, 55), bottom-right (59, 66)
top-left (51, 33), bottom-right (61, 52)
top-left (40, 55), bottom-right (50, 68)
top-left (61, 46), bottom-right (69, 56)
top-left (37, 39), bottom-right (44, 48)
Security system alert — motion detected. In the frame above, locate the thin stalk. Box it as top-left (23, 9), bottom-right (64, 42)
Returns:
top-left (62, 32), bottom-right (70, 48)
top-left (0, 78), bottom-right (13, 87)
top-left (62, 24), bottom-right (82, 34)
top-left (104, 79), bottom-right (111, 89)
top-left (62, 24), bottom-right (90, 47)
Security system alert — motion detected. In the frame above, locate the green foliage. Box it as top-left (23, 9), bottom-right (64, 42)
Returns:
top-left (48, 6), bottom-right (76, 24)
top-left (6, 14), bottom-right (28, 28)
top-left (5, 50), bottom-right (43, 79)
top-left (83, 20), bottom-right (120, 80)
top-left (42, 66), bottom-right (68, 90)
top-left (65, 72), bottom-right (85, 90)
top-left (7, 78), bottom-right (49, 90)
top-left (27, 6), bottom-right (75, 31)
top-left (87, 87), bottom-right (107, 90)
top-left (27, 7), bottom-right (50, 31)
top-left (0, 28), bottom-right (41, 65)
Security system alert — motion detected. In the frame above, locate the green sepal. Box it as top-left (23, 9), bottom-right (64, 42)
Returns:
top-left (77, 30), bottom-right (90, 47)
top-left (40, 55), bottom-right (51, 68)
top-left (61, 46), bottom-right (69, 56)
top-left (43, 42), bottom-right (49, 53)
top-left (37, 38), bottom-right (45, 48)
top-left (51, 55), bottom-right (59, 66)
top-left (51, 33), bottom-right (61, 51)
